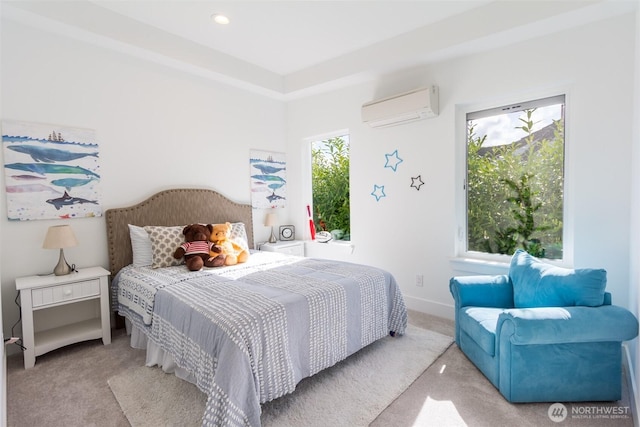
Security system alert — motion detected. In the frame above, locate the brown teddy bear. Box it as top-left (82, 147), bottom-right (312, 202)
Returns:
top-left (173, 224), bottom-right (225, 271)
top-left (210, 222), bottom-right (249, 266)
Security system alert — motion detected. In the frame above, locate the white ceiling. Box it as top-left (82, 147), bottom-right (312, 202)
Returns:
top-left (2, 1), bottom-right (637, 99)
top-left (91, 0), bottom-right (492, 75)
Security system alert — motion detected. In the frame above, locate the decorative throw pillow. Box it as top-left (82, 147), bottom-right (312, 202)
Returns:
top-left (128, 224), bottom-right (153, 267)
top-left (143, 225), bottom-right (185, 268)
top-left (230, 222), bottom-right (250, 252)
top-left (509, 249), bottom-right (606, 308)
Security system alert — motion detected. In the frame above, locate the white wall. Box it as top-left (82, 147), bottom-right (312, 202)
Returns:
top-left (1, 3), bottom-right (637, 369)
top-left (287, 13), bottom-right (637, 319)
top-left (0, 3), bottom-right (5, 421)
top-left (630, 1), bottom-right (640, 417)
top-left (0, 18), bottom-right (288, 349)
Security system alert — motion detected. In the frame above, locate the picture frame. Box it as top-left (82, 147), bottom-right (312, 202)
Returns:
top-left (279, 225), bottom-right (295, 241)
top-left (249, 150), bottom-right (287, 209)
top-left (2, 120), bottom-right (102, 221)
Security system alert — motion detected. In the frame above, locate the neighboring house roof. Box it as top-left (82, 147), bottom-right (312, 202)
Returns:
top-left (477, 122), bottom-right (560, 158)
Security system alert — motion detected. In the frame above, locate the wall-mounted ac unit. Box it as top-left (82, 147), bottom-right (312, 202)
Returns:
top-left (362, 86), bottom-right (439, 128)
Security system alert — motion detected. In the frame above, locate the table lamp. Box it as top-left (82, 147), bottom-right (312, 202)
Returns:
top-left (42, 224), bottom-right (78, 275)
top-left (264, 213), bottom-right (278, 243)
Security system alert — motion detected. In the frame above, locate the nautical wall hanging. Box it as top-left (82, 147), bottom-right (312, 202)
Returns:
top-left (249, 149), bottom-right (287, 209)
top-left (2, 120), bottom-right (102, 221)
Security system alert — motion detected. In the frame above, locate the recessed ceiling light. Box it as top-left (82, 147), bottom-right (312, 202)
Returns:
top-left (211, 14), bottom-right (230, 25)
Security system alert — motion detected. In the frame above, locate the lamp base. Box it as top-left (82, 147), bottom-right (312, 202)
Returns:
top-left (53, 249), bottom-right (72, 276)
top-left (269, 227), bottom-right (277, 243)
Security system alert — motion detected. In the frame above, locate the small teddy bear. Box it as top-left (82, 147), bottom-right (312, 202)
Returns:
top-left (173, 224), bottom-right (225, 271)
top-left (210, 222), bottom-right (249, 266)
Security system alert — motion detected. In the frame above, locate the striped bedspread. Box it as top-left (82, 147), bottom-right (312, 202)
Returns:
top-left (113, 251), bottom-right (303, 324)
top-left (113, 253), bottom-right (407, 426)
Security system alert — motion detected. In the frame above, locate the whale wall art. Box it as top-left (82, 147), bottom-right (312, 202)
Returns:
top-left (2, 120), bottom-right (102, 221)
top-left (249, 149), bottom-right (286, 209)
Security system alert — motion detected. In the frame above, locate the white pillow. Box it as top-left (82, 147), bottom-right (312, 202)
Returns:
top-left (128, 224), bottom-right (153, 267)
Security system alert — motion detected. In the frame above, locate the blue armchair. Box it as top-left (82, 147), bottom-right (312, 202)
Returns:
top-left (449, 250), bottom-right (638, 402)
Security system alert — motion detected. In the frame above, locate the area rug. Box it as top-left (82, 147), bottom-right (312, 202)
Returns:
top-left (108, 324), bottom-right (453, 427)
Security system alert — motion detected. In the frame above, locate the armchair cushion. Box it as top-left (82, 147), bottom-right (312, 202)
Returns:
top-left (497, 305), bottom-right (639, 345)
top-left (510, 249), bottom-right (606, 308)
top-left (459, 307), bottom-right (506, 356)
top-left (449, 275), bottom-right (513, 309)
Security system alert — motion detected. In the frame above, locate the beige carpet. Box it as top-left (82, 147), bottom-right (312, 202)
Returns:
top-left (8, 311), bottom-right (633, 426)
top-left (108, 325), bottom-right (453, 427)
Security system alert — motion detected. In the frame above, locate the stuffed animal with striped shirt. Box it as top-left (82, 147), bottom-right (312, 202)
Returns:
top-left (173, 223), bottom-right (225, 271)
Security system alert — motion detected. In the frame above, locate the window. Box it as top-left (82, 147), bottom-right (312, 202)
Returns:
top-left (310, 134), bottom-right (350, 241)
top-left (465, 95), bottom-right (565, 260)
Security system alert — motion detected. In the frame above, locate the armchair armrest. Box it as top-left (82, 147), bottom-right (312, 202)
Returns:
top-left (449, 275), bottom-right (514, 309)
top-left (497, 305), bottom-right (639, 345)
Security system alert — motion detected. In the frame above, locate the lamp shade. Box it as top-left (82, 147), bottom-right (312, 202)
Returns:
top-left (264, 213), bottom-right (277, 227)
top-left (42, 225), bottom-right (78, 249)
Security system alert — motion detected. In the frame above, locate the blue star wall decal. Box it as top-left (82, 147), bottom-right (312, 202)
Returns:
top-left (384, 150), bottom-right (403, 172)
top-left (371, 184), bottom-right (386, 201)
top-left (411, 175), bottom-right (425, 190)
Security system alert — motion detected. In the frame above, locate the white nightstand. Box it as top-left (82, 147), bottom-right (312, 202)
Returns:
top-left (15, 266), bottom-right (111, 369)
top-left (260, 241), bottom-right (305, 257)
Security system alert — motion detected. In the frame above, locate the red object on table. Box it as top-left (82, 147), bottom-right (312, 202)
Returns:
top-left (307, 205), bottom-right (316, 240)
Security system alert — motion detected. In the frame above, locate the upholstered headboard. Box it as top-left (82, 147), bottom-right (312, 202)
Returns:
top-left (105, 188), bottom-right (254, 277)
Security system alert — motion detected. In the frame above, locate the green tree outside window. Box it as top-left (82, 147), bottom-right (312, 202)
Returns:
top-left (467, 100), bottom-right (564, 259)
top-left (311, 136), bottom-right (350, 240)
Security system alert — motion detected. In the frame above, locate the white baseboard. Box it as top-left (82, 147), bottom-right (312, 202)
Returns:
top-left (404, 295), bottom-right (455, 320)
top-left (622, 343), bottom-right (638, 427)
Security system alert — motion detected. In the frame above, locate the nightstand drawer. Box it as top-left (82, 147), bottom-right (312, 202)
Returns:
top-left (260, 241), bottom-right (305, 257)
top-left (31, 279), bottom-right (100, 308)
top-left (277, 245), bottom-right (304, 256)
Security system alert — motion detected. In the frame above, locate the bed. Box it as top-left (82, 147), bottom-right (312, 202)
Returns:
top-left (106, 188), bottom-right (408, 427)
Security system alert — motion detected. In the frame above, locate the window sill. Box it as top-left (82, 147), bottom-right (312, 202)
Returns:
top-left (449, 257), bottom-right (510, 276)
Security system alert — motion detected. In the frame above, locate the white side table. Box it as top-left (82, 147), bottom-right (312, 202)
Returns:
top-left (260, 240), bottom-right (305, 257)
top-left (15, 266), bottom-right (111, 369)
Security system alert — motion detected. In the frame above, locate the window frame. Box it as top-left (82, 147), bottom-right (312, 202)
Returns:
top-left (454, 89), bottom-right (574, 268)
top-left (302, 129), bottom-right (351, 243)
